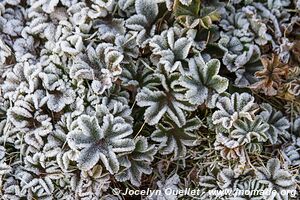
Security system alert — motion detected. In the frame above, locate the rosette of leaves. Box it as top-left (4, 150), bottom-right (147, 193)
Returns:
top-left (242, 5), bottom-right (275, 46)
top-left (70, 44), bottom-right (124, 94)
top-left (214, 133), bottom-right (245, 160)
top-left (27, 8), bottom-right (67, 41)
top-left (199, 166), bottom-right (250, 200)
top-left (16, 153), bottom-right (63, 199)
top-left (2, 61), bottom-right (41, 101)
top-left (7, 90), bottom-right (48, 129)
top-left (136, 69), bottom-right (196, 127)
top-left (66, 2), bottom-right (94, 33)
top-left (179, 55), bottom-right (228, 108)
top-left (149, 27), bottom-right (193, 73)
top-left (116, 136), bottom-right (157, 186)
top-left (39, 63), bottom-right (76, 112)
top-left (259, 103), bottom-right (290, 144)
top-left (230, 116), bottom-right (269, 145)
top-left (218, 38), bottom-right (263, 87)
top-left (125, 0), bottom-right (158, 46)
top-left (218, 6), bottom-right (265, 87)
top-left (256, 158), bottom-right (297, 200)
top-left (95, 101), bottom-right (133, 125)
top-left (218, 5), bottom-right (254, 41)
top-left (67, 114), bottom-right (135, 173)
top-left (218, 33), bottom-right (244, 72)
top-left (212, 92), bottom-right (258, 129)
top-left (216, 166), bottom-right (258, 195)
top-left (74, 164), bottom-right (111, 199)
top-left (248, 3), bottom-right (283, 39)
top-left (7, 90), bottom-right (53, 153)
top-left (251, 54), bottom-right (289, 96)
top-left (57, 27), bottom-right (85, 56)
top-left (88, 43), bottom-right (124, 77)
top-left (151, 115), bottom-right (202, 160)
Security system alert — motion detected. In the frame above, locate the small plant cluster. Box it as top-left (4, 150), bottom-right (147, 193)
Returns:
top-left (0, 0), bottom-right (300, 199)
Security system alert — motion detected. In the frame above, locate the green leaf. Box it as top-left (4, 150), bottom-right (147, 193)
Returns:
top-left (173, 0), bottom-right (201, 18)
top-left (199, 10), bottom-right (221, 29)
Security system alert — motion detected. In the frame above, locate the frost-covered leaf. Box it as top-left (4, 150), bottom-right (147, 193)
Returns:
top-left (259, 103), bottom-right (290, 144)
top-left (214, 133), bottom-right (245, 160)
top-left (234, 45), bottom-right (263, 87)
top-left (125, 0), bottom-right (158, 46)
top-left (179, 55), bottom-right (228, 107)
top-left (116, 136), bottom-right (157, 186)
top-left (46, 86), bottom-right (76, 112)
top-left (136, 70), bottom-right (196, 126)
top-left (283, 136), bottom-right (300, 166)
top-left (218, 33), bottom-right (244, 72)
top-left (256, 158), bottom-right (297, 200)
top-left (228, 179), bottom-right (267, 200)
top-left (212, 92), bottom-right (258, 129)
top-left (94, 18), bottom-right (125, 41)
top-left (16, 153), bottom-right (62, 199)
top-left (77, 164), bottom-right (111, 198)
top-left (230, 116), bottom-right (269, 144)
top-left (67, 114), bottom-right (135, 173)
top-left (151, 116), bottom-right (202, 159)
top-left (135, 0), bottom-right (158, 23)
top-left (149, 27), bottom-right (193, 72)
